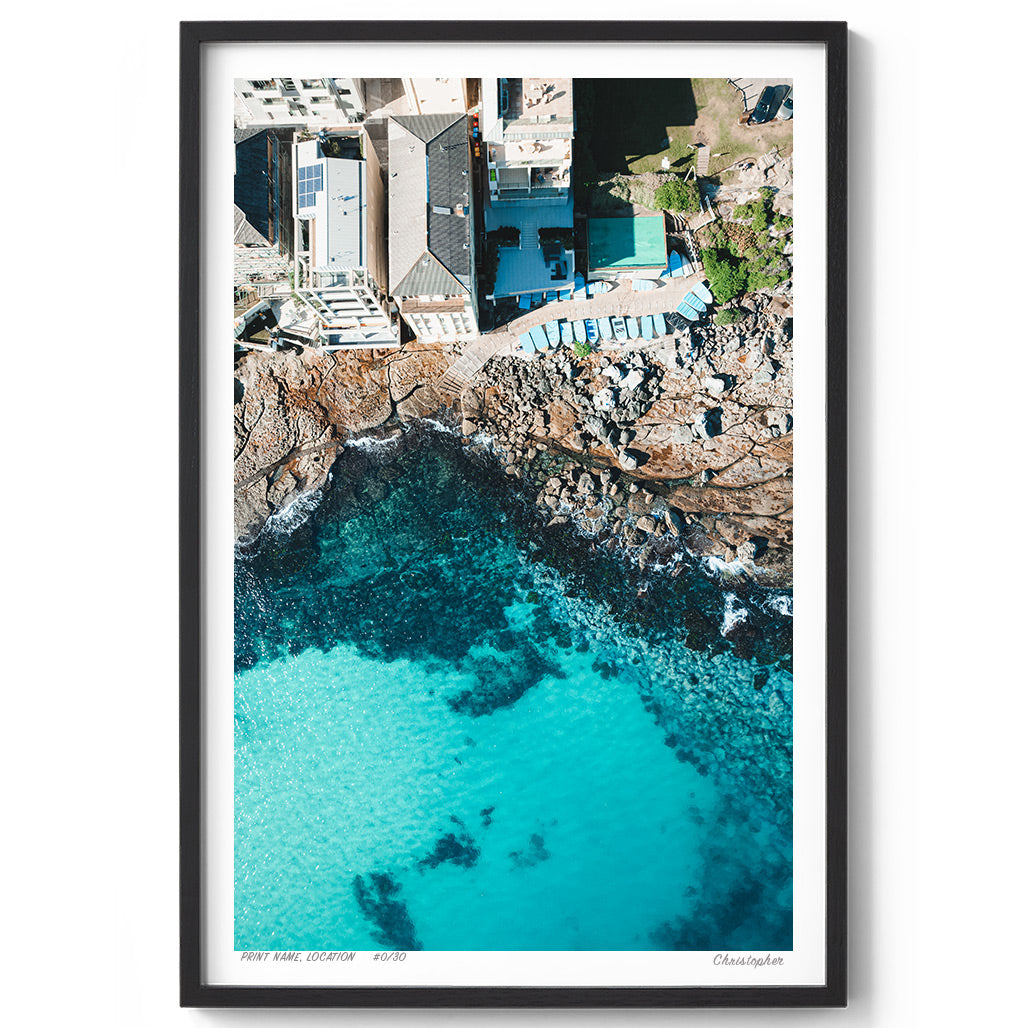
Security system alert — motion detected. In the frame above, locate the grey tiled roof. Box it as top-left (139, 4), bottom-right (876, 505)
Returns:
top-left (392, 113), bottom-right (463, 144)
top-left (234, 126), bottom-right (265, 145)
top-left (233, 205), bottom-right (271, 247)
top-left (394, 251), bottom-right (464, 297)
top-left (388, 114), bottom-right (472, 298)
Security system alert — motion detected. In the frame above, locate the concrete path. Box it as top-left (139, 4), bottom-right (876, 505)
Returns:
top-left (431, 270), bottom-right (709, 398)
top-left (436, 333), bottom-right (517, 394)
top-left (501, 269), bottom-right (707, 335)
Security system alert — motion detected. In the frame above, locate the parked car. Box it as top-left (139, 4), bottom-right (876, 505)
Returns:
top-left (748, 86), bottom-right (776, 125)
top-left (777, 87), bottom-right (793, 120)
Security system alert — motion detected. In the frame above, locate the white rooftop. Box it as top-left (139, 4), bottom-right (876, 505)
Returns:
top-left (294, 139), bottom-right (367, 272)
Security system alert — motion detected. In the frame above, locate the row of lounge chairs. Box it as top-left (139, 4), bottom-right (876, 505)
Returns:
top-left (519, 311), bottom-right (676, 354)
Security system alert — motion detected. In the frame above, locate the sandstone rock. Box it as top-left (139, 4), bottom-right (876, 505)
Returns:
top-left (693, 408), bottom-right (723, 439)
top-left (622, 369), bottom-right (645, 391)
top-left (636, 515), bottom-right (657, 534)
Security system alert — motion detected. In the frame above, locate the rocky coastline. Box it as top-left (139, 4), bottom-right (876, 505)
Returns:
top-left (234, 289), bottom-right (793, 589)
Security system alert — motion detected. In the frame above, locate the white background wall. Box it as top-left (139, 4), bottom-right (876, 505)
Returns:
top-left (3, 1), bottom-right (1021, 1025)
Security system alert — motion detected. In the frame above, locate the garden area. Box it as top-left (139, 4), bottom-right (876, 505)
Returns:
top-left (573, 78), bottom-right (793, 215)
top-left (696, 187), bottom-right (793, 304)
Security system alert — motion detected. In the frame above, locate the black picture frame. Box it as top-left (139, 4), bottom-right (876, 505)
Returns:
top-left (181, 19), bottom-right (847, 1008)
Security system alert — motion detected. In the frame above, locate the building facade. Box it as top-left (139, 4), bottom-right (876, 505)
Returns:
top-left (234, 78), bottom-right (366, 128)
top-left (291, 138), bottom-right (398, 350)
top-left (481, 78), bottom-right (574, 203)
top-left (400, 78), bottom-right (470, 115)
top-left (480, 78), bottom-right (576, 301)
top-left (387, 114), bottom-right (478, 342)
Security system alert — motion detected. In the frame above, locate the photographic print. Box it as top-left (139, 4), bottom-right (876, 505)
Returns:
top-left (183, 21), bottom-right (845, 1006)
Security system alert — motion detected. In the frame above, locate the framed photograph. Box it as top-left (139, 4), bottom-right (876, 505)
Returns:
top-left (181, 19), bottom-right (847, 1007)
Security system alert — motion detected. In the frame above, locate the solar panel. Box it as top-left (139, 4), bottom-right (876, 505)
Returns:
top-left (297, 165), bottom-right (323, 210)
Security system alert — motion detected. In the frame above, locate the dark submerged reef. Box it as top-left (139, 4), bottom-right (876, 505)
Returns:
top-left (352, 872), bottom-right (423, 951)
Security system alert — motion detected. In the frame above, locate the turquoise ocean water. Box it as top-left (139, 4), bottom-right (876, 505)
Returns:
top-left (234, 428), bottom-right (793, 951)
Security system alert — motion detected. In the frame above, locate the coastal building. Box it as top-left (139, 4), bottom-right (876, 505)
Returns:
top-left (361, 77), bottom-right (472, 119)
top-left (586, 213), bottom-right (668, 282)
top-left (234, 127), bottom-right (294, 259)
top-left (401, 78), bottom-right (470, 115)
top-left (290, 137), bottom-right (398, 350)
top-left (481, 78), bottom-right (573, 203)
top-left (387, 114), bottom-right (479, 342)
top-left (480, 78), bottom-right (575, 300)
top-left (234, 78), bottom-right (365, 128)
top-left (234, 128), bottom-right (297, 349)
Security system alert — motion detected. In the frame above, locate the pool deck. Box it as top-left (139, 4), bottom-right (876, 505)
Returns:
top-left (587, 215), bottom-right (668, 273)
top-left (432, 268), bottom-right (707, 398)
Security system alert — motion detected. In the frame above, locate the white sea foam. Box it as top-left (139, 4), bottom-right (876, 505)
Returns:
top-left (702, 555), bottom-right (749, 578)
top-left (421, 417), bottom-right (461, 437)
top-left (264, 485), bottom-right (325, 537)
top-left (763, 593), bottom-right (794, 617)
top-left (720, 592), bottom-right (749, 637)
top-left (467, 430), bottom-right (500, 451)
top-left (343, 432), bottom-right (402, 451)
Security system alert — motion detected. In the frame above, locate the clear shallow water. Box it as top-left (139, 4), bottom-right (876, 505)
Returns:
top-left (234, 428), bottom-right (793, 951)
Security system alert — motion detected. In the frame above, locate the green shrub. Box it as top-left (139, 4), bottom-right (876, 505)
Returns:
top-left (701, 248), bottom-right (748, 303)
top-left (746, 266), bottom-right (790, 292)
top-left (714, 308), bottom-right (748, 325)
top-left (654, 176), bottom-right (700, 214)
top-left (538, 227), bottom-right (575, 250)
top-left (572, 340), bottom-right (593, 358)
top-left (491, 226), bottom-right (520, 247)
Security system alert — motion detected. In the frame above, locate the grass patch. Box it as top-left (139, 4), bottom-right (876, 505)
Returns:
top-left (576, 78), bottom-right (699, 174)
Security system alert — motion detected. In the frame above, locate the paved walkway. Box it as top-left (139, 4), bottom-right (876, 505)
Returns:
top-left (436, 333), bottom-right (516, 394)
top-left (501, 269), bottom-right (706, 335)
top-left (432, 269), bottom-right (708, 397)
